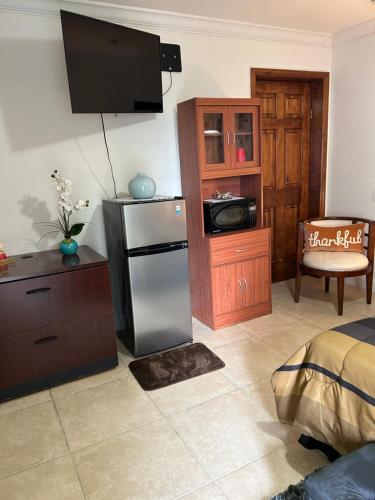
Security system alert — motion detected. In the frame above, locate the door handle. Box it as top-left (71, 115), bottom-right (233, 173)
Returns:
top-left (243, 278), bottom-right (248, 290)
top-left (226, 131), bottom-right (230, 144)
top-left (26, 287), bottom-right (51, 295)
top-left (34, 335), bottom-right (58, 345)
top-left (238, 279), bottom-right (242, 291)
top-left (232, 131), bottom-right (236, 144)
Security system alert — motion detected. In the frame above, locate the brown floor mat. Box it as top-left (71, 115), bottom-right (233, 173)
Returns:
top-left (129, 343), bottom-right (225, 391)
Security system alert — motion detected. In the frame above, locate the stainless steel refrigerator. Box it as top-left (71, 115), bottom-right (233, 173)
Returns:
top-left (103, 197), bottom-right (192, 356)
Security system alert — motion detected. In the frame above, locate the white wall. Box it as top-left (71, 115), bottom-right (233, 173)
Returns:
top-left (327, 32), bottom-right (375, 219)
top-left (0, 6), bottom-right (331, 257)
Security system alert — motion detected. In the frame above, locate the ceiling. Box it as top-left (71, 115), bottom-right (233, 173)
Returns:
top-left (97, 0), bottom-right (375, 34)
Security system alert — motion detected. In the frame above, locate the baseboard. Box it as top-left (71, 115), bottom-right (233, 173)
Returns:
top-left (0, 356), bottom-right (118, 403)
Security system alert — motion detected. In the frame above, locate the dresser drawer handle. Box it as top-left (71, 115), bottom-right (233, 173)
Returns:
top-left (26, 287), bottom-right (51, 295)
top-left (34, 335), bottom-right (58, 345)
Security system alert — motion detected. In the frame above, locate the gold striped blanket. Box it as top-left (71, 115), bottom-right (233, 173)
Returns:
top-left (271, 318), bottom-right (375, 455)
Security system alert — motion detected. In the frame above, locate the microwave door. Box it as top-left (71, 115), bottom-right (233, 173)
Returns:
top-left (214, 203), bottom-right (248, 230)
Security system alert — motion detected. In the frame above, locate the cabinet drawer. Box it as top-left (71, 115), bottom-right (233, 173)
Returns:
top-left (52, 266), bottom-right (113, 323)
top-left (0, 326), bottom-right (63, 389)
top-left (0, 277), bottom-right (54, 337)
top-left (210, 229), bottom-right (269, 266)
top-left (0, 313), bottom-right (117, 390)
top-left (0, 265), bottom-right (112, 337)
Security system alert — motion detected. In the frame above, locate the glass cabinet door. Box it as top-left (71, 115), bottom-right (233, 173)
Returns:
top-left (198, 107), bottom-right (230, 172)
top-left (230, 106), bottom-right (259, 168)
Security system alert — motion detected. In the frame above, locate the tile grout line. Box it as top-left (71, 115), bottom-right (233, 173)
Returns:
top-left (137, 373), bottom-right (230, 499)
top-left (155, 384), bottom-right (242, 417)
top-left (50, 372), bottom-right (132, 402)
top-left (167, 422), bottom-right (222, 496)
top-left (51, 395), bottom-right (88, 500)
top-left (167, 418), bottom-right (293, 498)
top-left (50, 363), bottom-right (131, 401)
top-left (212, 441), bottom-right (292, 485)
top-left (157, 387), bottom-right (285, 499)
top-left (0, 452), bottom-right (69, 482)
top-left (139, 374), bottom-right (229, 497)
top-left (224, 318), bottom-right (299, 339)
top-left (63, 414), bottom-right (164, 456)
top-left (147, 369), bottom-right (294, 497)
top-left (173, 480), bottom-right (228, 500)
top-left (0, 396), bottom-right (52, 418)
top-left (54, 391), bottom-right (222, 500)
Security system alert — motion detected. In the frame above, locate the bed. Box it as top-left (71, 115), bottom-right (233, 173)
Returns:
top-left (271, 317), bottom-right (375, 455)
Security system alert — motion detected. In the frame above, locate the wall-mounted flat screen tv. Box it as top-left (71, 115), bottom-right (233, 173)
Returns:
top-left (60, 10), bottom-right (163, 113)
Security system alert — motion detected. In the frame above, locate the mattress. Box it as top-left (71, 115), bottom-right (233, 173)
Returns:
top-left (271, 317), bottom-right (375, 454)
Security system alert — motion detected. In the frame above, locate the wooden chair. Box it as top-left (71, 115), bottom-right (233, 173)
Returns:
top-left (295, 217), bottom-right (375, 315)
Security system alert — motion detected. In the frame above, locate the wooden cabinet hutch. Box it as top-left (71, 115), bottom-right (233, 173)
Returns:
top-left (177, 98), bottom-right (271, 330)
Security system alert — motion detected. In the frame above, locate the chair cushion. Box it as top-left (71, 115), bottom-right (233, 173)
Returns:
top-left (310, 219), bottom-right (352, 227)
top-left (303, 251), bottom-right (369, 271)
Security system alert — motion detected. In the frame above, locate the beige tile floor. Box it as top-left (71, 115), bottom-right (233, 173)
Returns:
top-left (0, 276), bottom-right (373, 499)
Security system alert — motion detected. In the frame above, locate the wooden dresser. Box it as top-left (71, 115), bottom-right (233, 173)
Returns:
top-left (0, 246), bottom-right (118, 402)
top-left (177, 98), bottom-right (272, 329)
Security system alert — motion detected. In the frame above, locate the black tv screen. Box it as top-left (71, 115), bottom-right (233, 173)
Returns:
top-left (60, 10), bottom-right (163, 113)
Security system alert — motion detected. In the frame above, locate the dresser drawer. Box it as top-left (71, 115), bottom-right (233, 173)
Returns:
top-left (0, 265), bottom-right (112, 337)
top-left (0, 326), bottom-right (63, 389)
top-left (0, 313), bottom-right (117, 390)
top-left (210, 229), bottom-right (270, 266)
top-left (0, 277), bottom-right (54, 337)
top-left (52, 266), bottom-right (113, 323)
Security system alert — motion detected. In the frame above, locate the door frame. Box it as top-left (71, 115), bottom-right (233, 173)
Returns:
top-left (250, 68), bottom-right (329, 217)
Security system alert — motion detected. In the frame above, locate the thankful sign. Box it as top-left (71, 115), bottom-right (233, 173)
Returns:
top-left (304, 223), bottom-right (365, 253)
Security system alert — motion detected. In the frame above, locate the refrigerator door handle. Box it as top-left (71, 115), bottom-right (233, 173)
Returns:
top-left (127, 241), bottom-right (188, 258)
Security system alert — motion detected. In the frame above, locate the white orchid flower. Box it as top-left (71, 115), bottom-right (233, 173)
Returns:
top-left (44, 170), bottom-right (89, 242)
top-left (73, 199), bottom-right (87, 210)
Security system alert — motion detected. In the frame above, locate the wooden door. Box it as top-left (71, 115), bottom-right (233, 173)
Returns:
top-left (241, 256), bottom-right (271, 308)
top-left (212, 262), bottom-right (242, 316)
top-left (256, 81), bottom-right (311, 282)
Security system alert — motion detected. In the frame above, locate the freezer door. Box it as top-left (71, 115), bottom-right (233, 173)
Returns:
top-left (122, 200), bottom-right (187, 249)
top-left (128, 247), bottom-right (192, 356)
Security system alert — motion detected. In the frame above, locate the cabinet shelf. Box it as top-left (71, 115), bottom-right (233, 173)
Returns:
top-left (204, 131), bottom-right (222, 136)
top-left (205, 226), bottom-right (264, 239)
top-left (201, 167), bottom-right (261, 179)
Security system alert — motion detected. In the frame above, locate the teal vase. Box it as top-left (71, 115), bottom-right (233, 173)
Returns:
top-left (128, 173), bottom-right (156, 199)
top-left (59, 238), bottom-right (78, 255)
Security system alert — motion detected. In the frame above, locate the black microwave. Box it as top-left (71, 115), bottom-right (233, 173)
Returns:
top-left (203, 197), bottom-right (257, 235)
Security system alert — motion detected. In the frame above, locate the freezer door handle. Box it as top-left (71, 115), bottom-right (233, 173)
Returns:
top-left (127, 240), bottom-right (188, 257)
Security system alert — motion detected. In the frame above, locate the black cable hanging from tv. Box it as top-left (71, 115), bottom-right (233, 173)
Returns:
top-left (163, 71), bottom-right (173, 96)
top-left (100, 113), bottom-right (118, 199)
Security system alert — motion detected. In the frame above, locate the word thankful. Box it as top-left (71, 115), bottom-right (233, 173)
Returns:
top-left (307, 229), bottom-right (363, 249)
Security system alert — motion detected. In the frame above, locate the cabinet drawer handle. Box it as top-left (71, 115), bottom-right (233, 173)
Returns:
top-left (235, 249), bottom-right (246, 253)
top-left (34, 335), bottom-right (58, 345)
top-left (26, 287), bottom-right (51, 295)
